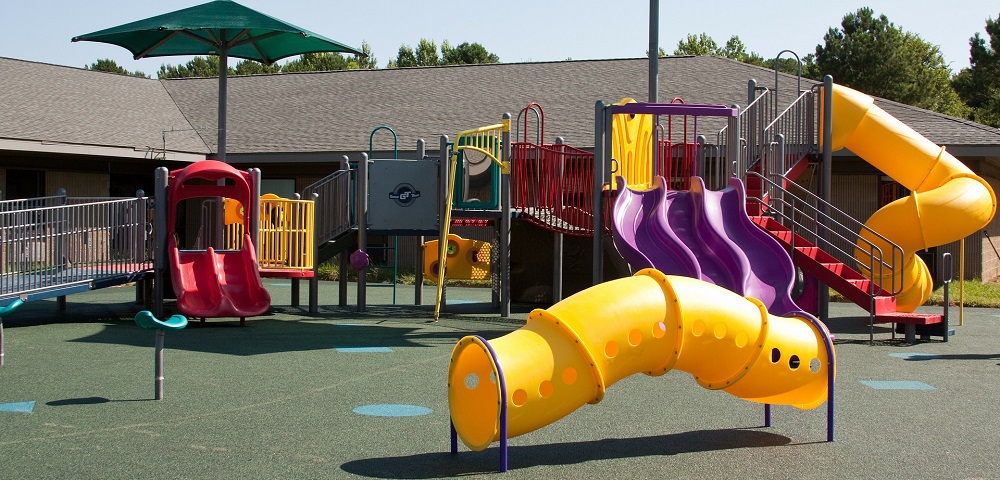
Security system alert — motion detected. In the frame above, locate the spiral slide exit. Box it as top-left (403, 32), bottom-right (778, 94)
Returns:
top-left (448, 269), bottom-right (834, 452)
top-left (831, 84), bottom-right (997, 311)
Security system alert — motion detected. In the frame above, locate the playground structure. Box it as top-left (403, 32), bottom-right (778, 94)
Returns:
top-left (449, 269), bottom-right (834, 471)
top-left (422, 234), bottom-right (492, 283)
top-left (612, 175), bottom-right (802, 317)
top-left (0, 62), bottom-right (995, 475)
top-left (507, 76), bottom-right (995, 344)
top-left (433, 119), bottom-right (512, 321)
top-left (451, 98), bottom-right (837, 472)
top-left (828, 84), bottom-right (996, 312)
top-left (298, 123), bottom-right (512, 316)
top-left (154, 160), bottom-right (271, 324)
top-left (448, 75), bottom-right (995, 471)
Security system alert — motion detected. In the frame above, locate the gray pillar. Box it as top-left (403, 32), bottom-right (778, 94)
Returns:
top-left (338, 156), bottom-right (350, 307)
top-left (249, 168), bottom-right (261, 251)
top-left (415, 138), bottom-right (426, 305)
top-left (357, 153), bottom-right (369, 312)
top-left (438, 135), bottom-right (450, 310)
top-left (309, 192), bottom-right (320, 313)
top-left (500, 114), bottom-right (512, 317)
top-left (153, 167), bottom-right (169, 319)
top-left (819, 75), bottom-right (834, 321)
top-left (217, 48), bottom-right (228, 162)
top-left (728, 106), bottom-right (741, 180)
top-left (648, 0), bottom-right (659, 103)
top-left (592, 101), bottom-right (608, 285)
top-left (553, 137), bottom-right (566, 303)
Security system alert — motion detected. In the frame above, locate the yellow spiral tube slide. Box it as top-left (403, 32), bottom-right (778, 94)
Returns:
top-left (448, 269), bottom-right (834, 452)
top-left (831, 85), bottom-right (997, 311)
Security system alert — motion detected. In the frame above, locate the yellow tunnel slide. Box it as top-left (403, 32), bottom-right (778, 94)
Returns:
top-left (448, 269), bottom-right (834, 451)
top-left (831, 84), bottom-right (997, 311)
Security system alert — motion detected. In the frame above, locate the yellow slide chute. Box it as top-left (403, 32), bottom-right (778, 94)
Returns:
top-left (611, 98), bottom-right (655, 189)
top-left (831, 84), bottom-right (997, 311)
top-left (448, 269), bottom-right (833, 451)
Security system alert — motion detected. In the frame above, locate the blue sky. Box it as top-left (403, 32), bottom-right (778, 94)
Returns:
top-left (1, 0), bottom-right (995, 76)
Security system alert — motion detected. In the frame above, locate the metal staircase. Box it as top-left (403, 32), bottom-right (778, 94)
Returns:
top-left (730, 78), bottom-right (944, 343)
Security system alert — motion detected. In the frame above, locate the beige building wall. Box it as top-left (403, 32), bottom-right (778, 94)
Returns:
top-left (46, 171), bottom-right (109, 197)
top-left (829, 167), bottom-right (995, 283)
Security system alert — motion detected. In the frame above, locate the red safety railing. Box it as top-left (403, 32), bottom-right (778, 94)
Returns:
top-left (512, 141), bottom-right (609, 237)
top-left (511, 100), bottom-right (701, 237)
top-left (654, 97), bottom-right (698, 190)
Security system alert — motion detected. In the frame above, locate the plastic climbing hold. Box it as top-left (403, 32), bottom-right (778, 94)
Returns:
top-left (350, 250), bottom-right (371, 270)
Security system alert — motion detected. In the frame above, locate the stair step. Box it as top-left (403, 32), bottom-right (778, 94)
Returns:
top-left (874, 312), bottom-right (943, 325)
top-left (784, 155), bottom-right (813, 184)
top-left (846, 278), bottom-right (872, 289)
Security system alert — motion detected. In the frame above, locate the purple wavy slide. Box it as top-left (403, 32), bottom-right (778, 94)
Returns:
top-left (612, 175), bottom-right (800, 316)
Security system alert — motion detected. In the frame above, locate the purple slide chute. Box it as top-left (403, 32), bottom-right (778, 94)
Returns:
top-left (612, 175), bottom-right (800, 316)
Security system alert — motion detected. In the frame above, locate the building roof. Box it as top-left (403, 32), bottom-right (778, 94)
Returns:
top-left (160, 55), bottom-right (814, 155)
top-left (0, 56), bottom-right (207, 159)
top-left (4, 55), bottom-right (1000, 159)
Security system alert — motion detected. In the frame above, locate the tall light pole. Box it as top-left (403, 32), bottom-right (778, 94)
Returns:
top-left (649, 0), bottom-right (659, 103)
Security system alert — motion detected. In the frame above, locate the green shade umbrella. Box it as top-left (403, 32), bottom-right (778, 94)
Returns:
top-left (72, 0), bottom-right (363, 161)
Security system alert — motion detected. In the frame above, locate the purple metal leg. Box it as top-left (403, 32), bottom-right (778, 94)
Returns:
top-left (449, 335), bottom-right (510, 472)
top-left (450, 421), bottom-right (458, 454)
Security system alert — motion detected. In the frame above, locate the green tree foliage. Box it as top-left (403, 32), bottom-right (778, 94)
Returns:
top-left (155, 41), bottom-right (375, 78)
top-left (390, 45), bottom-right (419, 68)
top-left (415, 39), bottom-right (440, 67)
top-left (389, 39), bottom-right (499, 68)
top-left (389, 39), bottom-right (441, 68)
top-left (281, 52), bottom-right (350, 72)
top-left (157, 56), bottom-right (223, 78)
top-left (953, 14), bottom-right (1000, 127)
top-left (673, 33), bottom-right (721, 56)
top-left (351, 42), bottom-right (378, 70)
top-left (672, 33), bottom-right (812, 77)
top-left (234, 60), bottom-right (282, 76)
top-left (441, 41), bottom-right (500, 65)
top-left (813, 7), bottom-right (968, 117)
top-left (85, 58), bottom-right (149, 78)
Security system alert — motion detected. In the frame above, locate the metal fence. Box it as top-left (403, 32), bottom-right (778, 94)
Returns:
top-left (1, 196), bottom-right (153, 301)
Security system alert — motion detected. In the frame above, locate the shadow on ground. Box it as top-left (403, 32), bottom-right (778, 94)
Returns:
top-left (340, 428), bottom-right (790, 478)
top-left (68, 316), bottom-right (510, 357)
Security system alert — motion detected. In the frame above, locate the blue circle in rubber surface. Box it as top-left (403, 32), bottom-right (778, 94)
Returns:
top-left (353, 404), bottom-right (433, 417)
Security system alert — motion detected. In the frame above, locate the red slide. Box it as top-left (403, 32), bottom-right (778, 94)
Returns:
top-left (166, 160), bottom-right (271, 320)
top-left (169, 234), bottom-right (270, 318)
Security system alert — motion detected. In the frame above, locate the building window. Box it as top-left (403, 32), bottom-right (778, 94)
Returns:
top-left (5, 169), bottom-right (44, 199)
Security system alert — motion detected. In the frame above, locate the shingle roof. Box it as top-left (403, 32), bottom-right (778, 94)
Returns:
top-left (159, 55), bottom-right (817, 154)
top-left (5, 55), bottom-right (1000, 157)
top-left (0, 57), bottom-right (207, 154)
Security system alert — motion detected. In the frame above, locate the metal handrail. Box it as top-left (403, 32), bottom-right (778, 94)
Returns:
top-left (746, 171), bottom-right (903, 297)
top-left (302, 167), bottom-right (352, 246)
top-left (718, 86), bottom-right (771, 181)
top-left (0, 194), bottom-right (67, 212)
top-left (515, 103), bottom-right (544, 144)
top-left (760, 89), bottom-right (817, 180)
